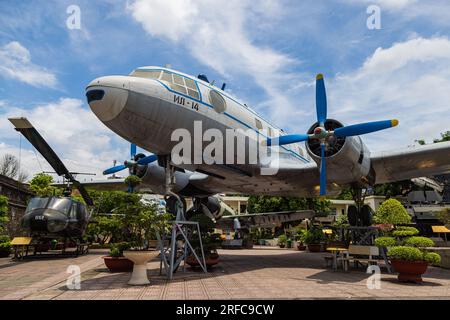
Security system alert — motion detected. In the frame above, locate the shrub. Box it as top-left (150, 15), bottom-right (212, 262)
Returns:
top-left (392, 226), bottom-right (419, 237)
top-left (403, 236), bottom-right (435, 248)
top-left (278, 234), bottom-right (287, 245)
top-left (424, 252), bottom-right (441, 265)
top-left (0, 235), bottom-right (10, 243)
top-left (303, 228), bottom-right (325, 245)
top-left (109, 242), bottom-right (130, 257)
top-left (374, 237), bottom-right (397, 248)
top-left (387, 246), bottom-right (424, 261)
top-left (373, 198), bottom-right (411, 225)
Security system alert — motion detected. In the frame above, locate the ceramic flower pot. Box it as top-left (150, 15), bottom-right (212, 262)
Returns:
top-left (307, 244), bottom-right (322, 252)
top-left (103, 256), bottom-right (134, 272)
top-left (123, 250), bottom-right (159, 285)
top-left (391, 260), bottom-right (429, 283)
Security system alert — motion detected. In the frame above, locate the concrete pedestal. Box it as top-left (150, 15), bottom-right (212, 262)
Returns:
top-left (123, 251), bottom-right (159, 285)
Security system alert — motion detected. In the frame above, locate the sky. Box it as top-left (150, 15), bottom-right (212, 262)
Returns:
top-left (1, 0), bottom-right (450, 182)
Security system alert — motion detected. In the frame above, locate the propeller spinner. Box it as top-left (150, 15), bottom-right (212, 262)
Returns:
top-left (103, 143), bottom-right (157, 192)
top-left (267, 74), bottom-right (399, 196)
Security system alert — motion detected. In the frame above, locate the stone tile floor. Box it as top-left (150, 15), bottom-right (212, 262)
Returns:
top-left (0, 247), bottom-right (449, 300)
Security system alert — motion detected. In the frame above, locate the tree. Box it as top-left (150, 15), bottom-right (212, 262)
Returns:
top-left (373, 198), bottom-right (411, 225)
top-left (247, 195), bottom-right (331, 215)
top-left (0, 196), bottom-right (9, 234)
top-left (0, 154), bottom-right (28, 182)
top-left (29, 173), bottom-right (61, 197)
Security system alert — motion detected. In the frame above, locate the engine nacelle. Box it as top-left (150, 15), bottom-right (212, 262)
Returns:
top-left (306, 119), bottom-right (375, 186)
top-left (187, 196), bottom-right (235, 221)
top-left (137, 162), bottom-right (191, 194)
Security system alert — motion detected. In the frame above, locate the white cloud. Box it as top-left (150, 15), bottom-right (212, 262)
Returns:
top-left (325, 36), bottom-right (450, 151)
top-left (0, 41), bottom-right (58, 88)
top-left (128, 0), bottom-right (301, 124)
top-left (0, 98), bottom-right (130, 181)
top-left (345, 0), bottom-right (417, 10)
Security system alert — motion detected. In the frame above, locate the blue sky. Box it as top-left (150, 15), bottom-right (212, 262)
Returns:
top-left (1, 0), bottom-right (450, 181)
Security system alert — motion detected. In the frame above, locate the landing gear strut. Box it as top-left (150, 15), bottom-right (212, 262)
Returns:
top-left (157, 156), bottom-right (207, 280)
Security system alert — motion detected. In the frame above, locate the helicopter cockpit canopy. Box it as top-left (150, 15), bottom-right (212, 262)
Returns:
top-left (25, 197), bottom-right (85, 219)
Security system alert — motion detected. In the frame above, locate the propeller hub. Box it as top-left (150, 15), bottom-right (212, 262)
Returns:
top-left (314, 126), bottom-right (328, 139)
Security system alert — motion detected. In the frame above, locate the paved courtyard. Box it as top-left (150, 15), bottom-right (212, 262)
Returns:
top-left (0, 247), bottom-right (449, 300)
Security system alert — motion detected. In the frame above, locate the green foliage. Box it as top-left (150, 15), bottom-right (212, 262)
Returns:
top-left (373, 198), bottom-right (411, 225)
top-left (124, 175), bottom-right (142, 190)
top-left (387, 246), bottom-right (424, 261)
top-left (117, 201), bottom-right (171, 250)
top-left (387, 246), bottom-right (441, 264)
top-left (294, 229), bottom-right (307, 242)
top-left (189, 214), bottom-right (222, 254)
top-left (29, 173), bottom-right (61, 197)
top-left (424, 252), bottom-right (441, 265)
top-left (374, 237), bottom-right (397, 248)
top-left (392, 226), bottom-right (419, 237)
top-left (372, 181), bottom-right (413, 198)
top-left (303, 228), bottom-right (325, 245)
top-left (403, 236), bottom-right (435, 248)
top-left (437, 208), bottom-right (450, 226)
top-left (109, 242), bottom-right (130, 257)
top-left (332, 214), bottom-right (349, 228)
top-left (86, 215), bottom-right (123, 244)
top-left (247, 195), bottom-right (331, 215)
top-left (278, 234), bottom-right (287, 245)
top-left (0, 196), bottom-right (8, 234)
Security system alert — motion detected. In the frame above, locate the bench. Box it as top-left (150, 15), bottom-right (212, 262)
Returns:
top-left (338, 245), bottom-right (380, 271)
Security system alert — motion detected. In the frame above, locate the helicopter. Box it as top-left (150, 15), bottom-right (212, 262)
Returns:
top-left (9, 117), bottom-right (94, 253)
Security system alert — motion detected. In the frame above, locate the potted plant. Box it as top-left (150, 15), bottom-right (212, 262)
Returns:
top-left (186, 214), bottom-right (222, 269)
top-left (0, 235), bottom-right (11, 258)
top-left (117, 199), bottom-right (170, 285)
top-left (387, 236), bottom-right (441, 283)
top-left (304, 228), bottom-right (325, 252)
top-left (295, 229), bottom-right (307, 251)
top-left (277, 234), bottom-right (287, 248)
top-left (103, 242), bottom-right (134, 272)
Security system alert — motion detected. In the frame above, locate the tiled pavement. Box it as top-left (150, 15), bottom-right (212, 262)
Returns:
top-left (0, 247), bottom-right (449, 300)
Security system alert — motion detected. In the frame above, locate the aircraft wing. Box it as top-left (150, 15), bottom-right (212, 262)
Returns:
top-left (371, 141), bottom-right (450, 184)
top-left (52, 178), bottom-right (154, 193)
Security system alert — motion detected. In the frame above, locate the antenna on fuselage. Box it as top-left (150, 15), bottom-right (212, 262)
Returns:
top-left (197, 74), bottom-right (210, 83)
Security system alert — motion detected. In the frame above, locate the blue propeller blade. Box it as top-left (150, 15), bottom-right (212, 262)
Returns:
top-left (334, 119), bottom-right (399, 137)
top-left (316, 74), bottom-right (327, 126)
top-left (130, 143), bottom-right (137, 159)
top-left (267, 134), bottom-right (309, 146)
top-left (320, 143), bottom-right (326, 196)
top-left (137, 154), bottom-right (158, 165)
top-left (103, 164), bottom-right (127, 175)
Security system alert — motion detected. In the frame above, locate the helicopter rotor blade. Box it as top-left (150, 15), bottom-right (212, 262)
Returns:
top-left (8, 117), bottom-right (94, 206)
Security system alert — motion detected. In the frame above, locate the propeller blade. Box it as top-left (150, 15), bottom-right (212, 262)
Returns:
top-left (316, 74), bottom-right (327, 126)
top-left (103, 164), bottom-right (127, 175)
top-left (334, 120), bottom-right (399, 137)
top-left (130, 143), bottom-right (137, 159)
top-left (137, 154), bottom-right (158, 165)
top-left (267, 134), bottom-right (309, 146)
top-left (320, 143), bottom-right (326, 196)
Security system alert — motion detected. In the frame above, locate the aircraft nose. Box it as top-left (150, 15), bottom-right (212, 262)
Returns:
top-left (86, 76), bottom-right (130, 122)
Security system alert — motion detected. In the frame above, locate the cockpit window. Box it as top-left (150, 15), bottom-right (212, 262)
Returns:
top-left (130, 69), bottom-right (161, 79)
top-left (47, 198), bottom-right (72, 216)
top-left (160, 71), bottom-right (200, 100)
top-left (26, 197), bottom-right (48, 213)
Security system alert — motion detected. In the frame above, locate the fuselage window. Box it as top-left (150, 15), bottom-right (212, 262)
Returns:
top-left (267, 127), bottom-right (273, 137)
top-left (209, 90), bottom-right (226, 113)
top-left (255, 119), bottom-right (263, 130)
